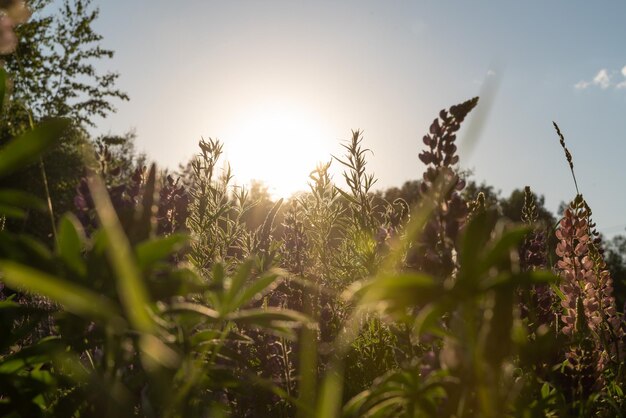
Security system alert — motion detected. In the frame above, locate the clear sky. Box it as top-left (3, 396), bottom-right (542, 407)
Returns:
top-left (83, 0), bottom-right (626, 236)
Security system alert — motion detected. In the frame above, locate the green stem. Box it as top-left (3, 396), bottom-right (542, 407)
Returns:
top-left (15, 42), bottom-right (58, 243)
top-left (39, 157), bottom-right (57, 243)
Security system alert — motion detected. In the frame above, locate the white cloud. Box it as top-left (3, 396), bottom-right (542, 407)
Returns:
top-left (574, 80), bottom-right (590, 90)
top-left (592, 69), bottom-right (611, 89)
top-left (486, 69), bottom-right (496, 76)
top-left (574, 67), bottom-right (626, 91)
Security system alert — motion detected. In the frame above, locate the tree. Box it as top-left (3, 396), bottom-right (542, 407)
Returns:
top-left (0, 0), bottom-right (130, 241)
top-left (4, 0), bottom-right (128, 128)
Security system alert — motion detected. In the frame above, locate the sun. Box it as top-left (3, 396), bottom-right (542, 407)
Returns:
top-left (223, 101), bottom-right (334, 199)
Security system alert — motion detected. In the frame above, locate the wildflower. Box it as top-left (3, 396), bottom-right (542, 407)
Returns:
top-left (556, 203), bottom-right (599, 336)
top-left (408, 97), bottom-right (478, 277)
top-left (555, 195), bottom-right (624, 392)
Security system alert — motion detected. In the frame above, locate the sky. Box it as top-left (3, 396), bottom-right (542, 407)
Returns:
top-left (79, 0), bottom-right (626, 237)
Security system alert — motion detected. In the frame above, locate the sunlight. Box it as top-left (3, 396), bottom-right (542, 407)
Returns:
top-left (223, 101), bottom-right (334, 198)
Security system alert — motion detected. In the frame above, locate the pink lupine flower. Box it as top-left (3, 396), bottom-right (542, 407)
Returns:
top-left (555, 195), bottom-right (625, 387)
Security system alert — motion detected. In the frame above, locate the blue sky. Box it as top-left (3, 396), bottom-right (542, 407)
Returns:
top-left (82, 0), bottom-right (626, 236)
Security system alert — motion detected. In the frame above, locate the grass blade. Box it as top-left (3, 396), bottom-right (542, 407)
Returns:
top-left (0, 119), bottom-right (69, 178)
top-left (86, 170), bottom-right (154, 333)
top-left (0, 261), bottom-right (119, 321)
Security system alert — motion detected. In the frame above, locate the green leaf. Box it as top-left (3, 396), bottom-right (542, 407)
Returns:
top-left (480, 226), bottom-right (530, 272)
top-left (550, 282), bottom-right (566, 301)
top-left (57, 214), bottom-right (86, 276)
top-left (315, 368), bottom-right (344, 418)
top-left (342, 390), bottom-right (371, 417)
top-left (0, 119), bottom-right (70, 178)
top-left (353, 273), bottom-right (438, 308)
top-left (483, 285), bottom-right (515, 367)
top-left (335, 187), bottom-right (359, 206)
top-left (223, 260), bottom-right (254, 310)
top-left (167, 302), bottom-right (220, 320)
top-left (230, 271), bottom-right (280, 310)
top-left (0, 301), bottom-right (47, 352)
top-left (135, 234), bottom-right (187, 271)
top-left (87, 173), bottom-right (154, 333)
top-left (212, 262), bottom-right (225, 287)
top-left (258, 198), bottom-right (283, 247)
top-left (190, 329), bottom-right (222, 347)
top-left (0, 204), bottom-right (25, 219)
top-left (0, 261), bottom-right (120, 322)
top-left (0, 190), bottom-right (45, 211)
top-left (139, 334), bottom-right (180, 370)
top-left (226, 308), bottom-right (310, 335)
top-left (130, 163), bottom-right (157, 242)
top-left (482, 270), bottom-right (558, 291)
top-left (0, 337), bottom-right (63, 374)
top-left (412, 303), bottom-right (445, 337)
top-left (458, 210), bottom-right (496, 278)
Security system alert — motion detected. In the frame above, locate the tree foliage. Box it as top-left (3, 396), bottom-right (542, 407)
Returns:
top-left (4, 0), bottom-right (128, 129)
top-left (0, 0), bottom-right (130, 242)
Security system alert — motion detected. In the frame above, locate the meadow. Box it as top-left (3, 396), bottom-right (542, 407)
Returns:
top-left (0, 1), bottom-right (624, 417)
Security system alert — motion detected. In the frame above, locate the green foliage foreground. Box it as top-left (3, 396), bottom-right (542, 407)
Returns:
top-left (0, 12), bottom-right (624, 418)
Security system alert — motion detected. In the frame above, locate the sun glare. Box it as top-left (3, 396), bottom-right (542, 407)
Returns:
top-left (223, 102), bottom-right (334, 199)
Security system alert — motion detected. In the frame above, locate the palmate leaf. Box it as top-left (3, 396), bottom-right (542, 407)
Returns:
top-left (0, 119), bottom-right (70, 178)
